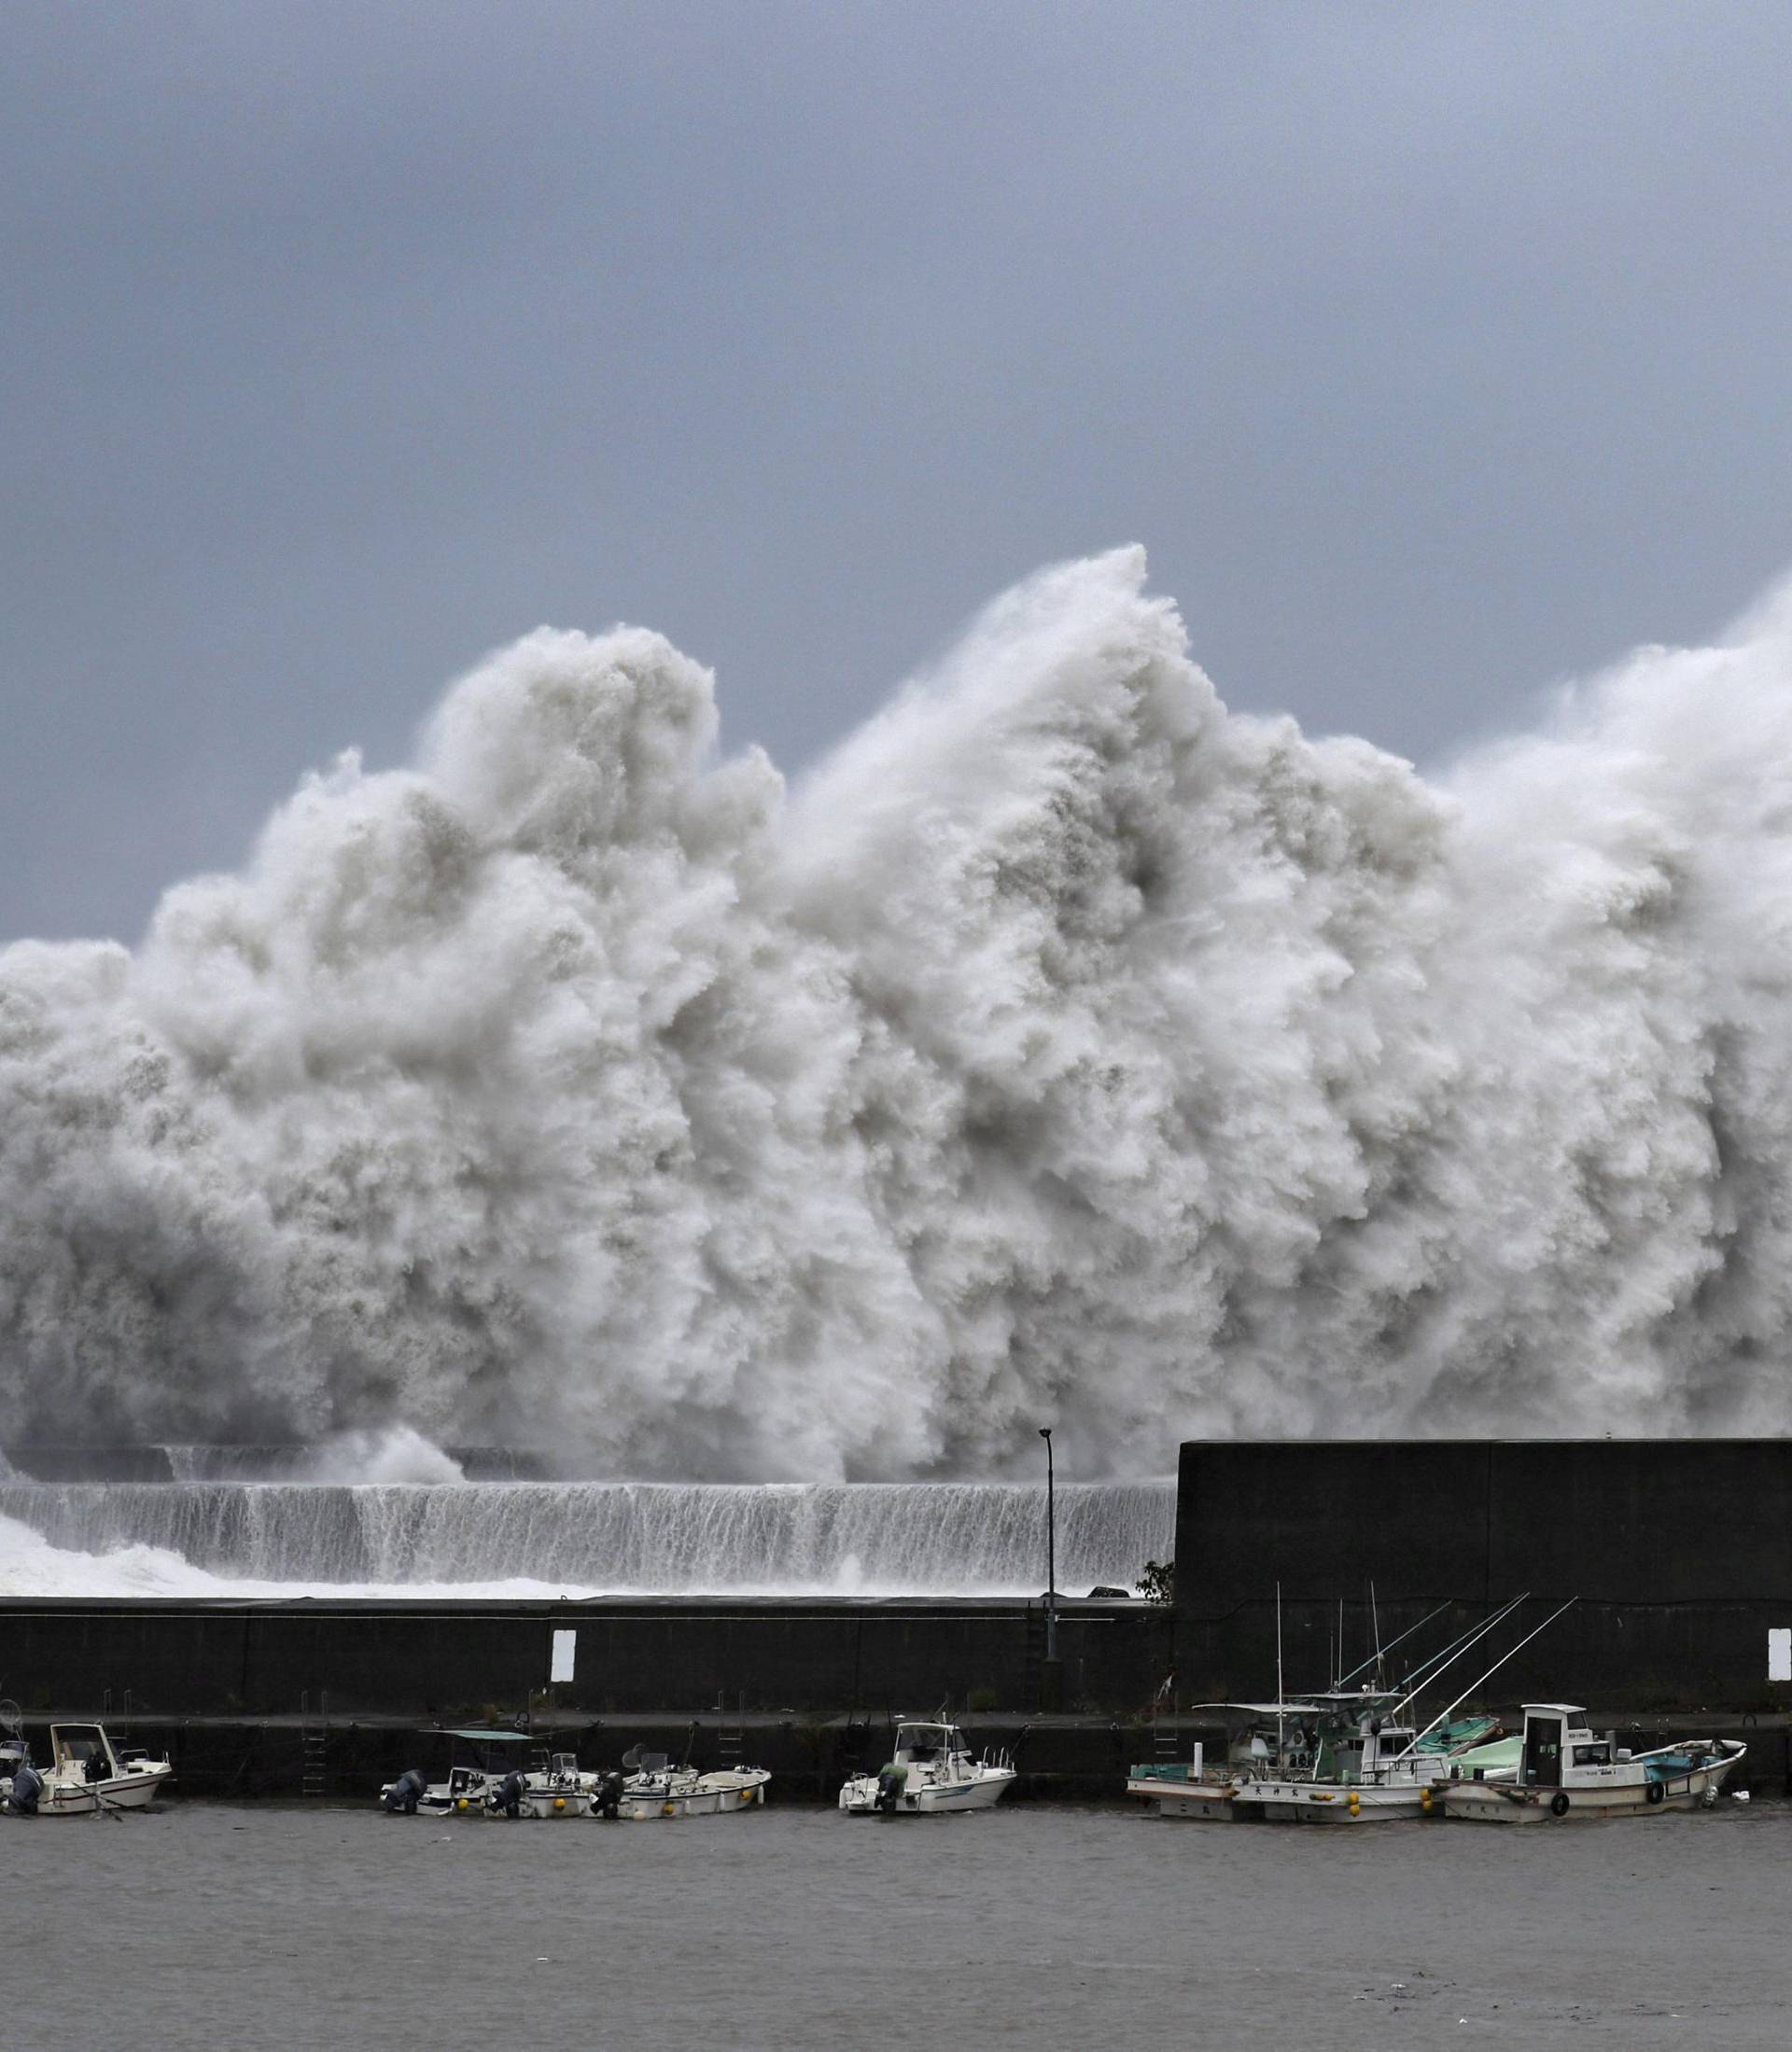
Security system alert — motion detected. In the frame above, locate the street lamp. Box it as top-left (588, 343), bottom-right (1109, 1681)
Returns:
top-left (1039, 1427), bottom-right (1057, 1666)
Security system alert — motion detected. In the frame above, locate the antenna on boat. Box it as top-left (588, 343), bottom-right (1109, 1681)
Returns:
top-left (1274, 1581), bottom-right (1286, 1766)
top-left (1369, 1581), bottom-right (1383, 1684)
top-left (1389, 1597), bottom-right (1580, 1760)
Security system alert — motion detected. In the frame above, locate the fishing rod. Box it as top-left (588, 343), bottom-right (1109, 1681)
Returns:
top-left (1387, 1591), bottom-right (1533, 1702)
top-left (1385, 1591), bottom-right (1533, 1724)
top-left (1388, 1597), bottom-right (1580, 1761)
top-left (1331, 1598), bottom-right (1457, 1693)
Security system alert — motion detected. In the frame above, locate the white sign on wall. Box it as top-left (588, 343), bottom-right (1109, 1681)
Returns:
top-left (1768, 1627), bottom-right (1790, 1683)
top-left (551, 1628), bottom-right (578, 1683)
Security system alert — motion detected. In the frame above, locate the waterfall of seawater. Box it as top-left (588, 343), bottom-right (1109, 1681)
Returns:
top-left (0, 1480), bottom-right (1175, 1597)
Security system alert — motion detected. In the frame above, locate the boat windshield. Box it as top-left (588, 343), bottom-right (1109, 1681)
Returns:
top-left (50, 1725), bottom-right (113, 1774)
top-left (895, 1724), bottom-right (960, 1757)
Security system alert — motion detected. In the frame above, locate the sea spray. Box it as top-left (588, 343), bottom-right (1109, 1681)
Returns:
top-left (3, 546), bottom-right (1791, 1471)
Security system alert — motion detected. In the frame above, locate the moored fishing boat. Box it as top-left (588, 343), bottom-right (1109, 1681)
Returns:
top-left (32, 1724), bottom-right (173, 1815)
top-left (1126, 1701), bottom-right (1322, 1821)
top-left (510, 1752), bottom-right (593, 1819)
top-left (1443, 1703), bottom-right (1745, 1822)
top-left (608, 1749), bottom-right (771, 1819)
top-left (839, 1718), bottom-right (1015, 1815)
top-left (1230, 1694), bottom-right (1500, 1823)
top-left (381, 1728), bottom-right (537, 1815)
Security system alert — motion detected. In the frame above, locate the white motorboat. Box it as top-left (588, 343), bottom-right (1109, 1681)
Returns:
top-left (607, 1749), bottom-right (771, 1820)
top-left (511, 1752), bottom-right (593, 1819)
top-left (1443, 1702), bottom-right (1746, 1822)
top-left (381, 1727), bottom-right (538, 1816)
top-left (839, 1719), bottom-right (1015, 1815)
top-left (34, 1724), bottom-right (173, 1815)
top-left (0, 1698), bottom-right (40, 1814)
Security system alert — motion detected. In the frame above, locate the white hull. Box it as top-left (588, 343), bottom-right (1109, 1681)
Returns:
top-left (1126, 1775), bottom-right (1238, 1821)
top-left (1234, 1778), bottom-right (1438, 1824)
top-left (515, 1789), bottom-right (593, 1819)
top-left (840, 1770), bottom-right (1015, 1815)
top-left (615, 1768), bottom-right (769, 1821)
top-left (1446, 1749), bottom-right (1742, 1823)
top-left (38, 1766), bottom-right (172, 1816)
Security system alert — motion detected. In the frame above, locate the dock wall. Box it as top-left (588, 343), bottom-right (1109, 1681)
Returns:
top-left (0, 1594), bottom-right (1168, 1722)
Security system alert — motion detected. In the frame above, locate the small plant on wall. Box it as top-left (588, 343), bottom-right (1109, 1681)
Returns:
top-left (1137, 1558), bottom-right (1174, 1606)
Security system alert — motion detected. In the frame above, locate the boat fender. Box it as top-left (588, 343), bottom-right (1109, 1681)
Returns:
top-left (1645, 1780), bottom-right (1666, 1806)
top-left (1549, 1793), bottom-right (1571, 1817)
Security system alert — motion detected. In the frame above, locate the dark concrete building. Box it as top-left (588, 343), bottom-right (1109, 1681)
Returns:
top-left (1173, 1438), bottom-right (1792, 1712)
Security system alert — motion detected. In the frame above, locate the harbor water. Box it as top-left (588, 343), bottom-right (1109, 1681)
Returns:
top-left (9, 1800), bottom-right (1791, 2049)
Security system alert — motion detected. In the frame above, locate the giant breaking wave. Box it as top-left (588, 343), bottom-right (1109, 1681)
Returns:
top-left (4, 547), bottom-right (1788, 1475)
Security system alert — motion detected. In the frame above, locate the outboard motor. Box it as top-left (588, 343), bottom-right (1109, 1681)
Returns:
top-left (384, 1767), bottom-right (426, 1815)
top-left (8, 1764), bottom-right (42, 1817)
top-left (875, 1763), bottom-right (906, 1814)
top-left (492, 1771), bottom-right (526, 1819)
top-left (596, 1770), bottom-right (624, 1821)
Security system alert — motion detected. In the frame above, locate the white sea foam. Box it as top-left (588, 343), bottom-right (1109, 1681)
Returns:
top-left (5, 545), bottom-right (1792, 1474)
top-left (0, 1512), bottom-right (594, 1600)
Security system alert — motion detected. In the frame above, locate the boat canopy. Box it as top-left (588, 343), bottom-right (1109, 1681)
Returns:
top-left (894, 1722), bottom-right (966, 1751)
top-left (1186, 1702), bottom-right (1328, 1717)
top-left (442, 1729), bottom-right (535, 1743)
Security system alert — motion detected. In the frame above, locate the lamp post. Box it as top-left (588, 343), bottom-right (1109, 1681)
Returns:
top-left (1039, 1427), bottom-right (1058, 1690)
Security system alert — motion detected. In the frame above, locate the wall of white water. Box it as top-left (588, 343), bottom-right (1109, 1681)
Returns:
top-left (0, 1479), bottom-right (1174, 1598)
top-left (7, 547), bottom-right (1792, 1473)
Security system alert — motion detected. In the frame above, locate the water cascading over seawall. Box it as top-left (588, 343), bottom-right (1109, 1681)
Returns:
top-left (0, 1479), bottom-right (1174, 1597)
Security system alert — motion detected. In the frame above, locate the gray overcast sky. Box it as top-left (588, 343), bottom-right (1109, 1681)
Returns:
top-left (5, 0), bottom-right (1792, 942)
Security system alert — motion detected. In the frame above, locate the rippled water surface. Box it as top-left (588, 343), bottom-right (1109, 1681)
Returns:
top-left (10, 1800), bottom-right (1792, 2049)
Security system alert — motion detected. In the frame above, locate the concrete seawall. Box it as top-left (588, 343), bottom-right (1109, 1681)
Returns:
top-left (0, 1594), bottom-right (1169, 1722)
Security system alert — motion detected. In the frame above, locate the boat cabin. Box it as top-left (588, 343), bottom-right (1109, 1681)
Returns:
top-left (1186, 1703), bottom-right (1326, 1775)
top-left (1304, 1693), bottom-right (1421, 1784)
top-left (438, 1727), bottom-right (534, 1796)
top-left (50, 1724), bottom-right (122, 1782)
top-left (892, 1722), bottom-right (968, 1766)
top-left (1517, 1704), bottom-right (1622, 1790)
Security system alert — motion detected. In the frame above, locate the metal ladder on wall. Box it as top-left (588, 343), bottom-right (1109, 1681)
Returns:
top-left (300, 1690), bottom-right (329, 1798)
top-left (1148, 1673), bottom-right (1181, 1763)
top-left (715, 1691), bottom-right (746, 1767)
